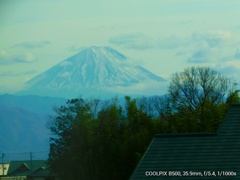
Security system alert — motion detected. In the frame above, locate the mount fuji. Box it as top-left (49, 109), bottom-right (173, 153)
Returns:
top-left (18, 46), bottom-right (166, 98)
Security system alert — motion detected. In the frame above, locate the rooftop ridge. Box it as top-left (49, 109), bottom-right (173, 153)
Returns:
top-left (154, 132), bottom-right (217, 138)
top-left (130, 104), bottom-right (240, 179)
top-left (217, 103), bottom-right (240, 134)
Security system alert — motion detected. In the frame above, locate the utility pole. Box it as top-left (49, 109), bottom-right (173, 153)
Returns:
top-left (1, 153), bottom-right (5, 176)
top-left (30, 152), bottom-right (33, 173)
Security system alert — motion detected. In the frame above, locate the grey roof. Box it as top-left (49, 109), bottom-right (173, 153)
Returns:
top-left (27, 167), bottom-right (55, 178)
top-left (130, 104), bottom-right (240, 179)
top-left (7, 160), bottom-right (47, 176)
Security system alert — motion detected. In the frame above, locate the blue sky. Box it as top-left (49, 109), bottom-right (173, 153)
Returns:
top-left (1, 0), bottom-right (240, 93)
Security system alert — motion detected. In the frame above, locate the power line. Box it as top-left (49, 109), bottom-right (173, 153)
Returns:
top-left (1, 151), bottom-right (49, 162)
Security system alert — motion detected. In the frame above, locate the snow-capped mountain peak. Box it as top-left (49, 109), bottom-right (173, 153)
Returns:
top-left (18, 46), bottom-right (166, 98)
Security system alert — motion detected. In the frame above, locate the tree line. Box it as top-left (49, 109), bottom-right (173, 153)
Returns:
top-left (48, 66), bottom-right (240, 179)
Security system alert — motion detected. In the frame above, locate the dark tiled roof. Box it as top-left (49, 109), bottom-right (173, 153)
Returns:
top-left (7, 160), bottom-right (47, 176)
top-left (27, 167), bottom-right (54, 178)
top-left (130, 104), bottom-right (240, 179)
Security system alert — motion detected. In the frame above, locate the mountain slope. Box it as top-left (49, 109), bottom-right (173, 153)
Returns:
top-left (0, 94), bottom-right (66, 115)
top-left (18, 46), bottom-right (166, 98)
top-left (0, 104), bottom-right (49, 153)
top-left (0, 94), bottom-right (67, 154)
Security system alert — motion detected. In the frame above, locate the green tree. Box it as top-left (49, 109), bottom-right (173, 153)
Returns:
top-left (167, 66), bottom-right (236, 132)
top-left (226, 90), bottom-right (240, 105)
top-left (48, 97), bottom-right (155, 180)
top-left (93, 100), bottom-right (125, 179)
top-left (122, 96), bottom-right (154, 173)
top-left (48, 98), bottom-right (96, 179)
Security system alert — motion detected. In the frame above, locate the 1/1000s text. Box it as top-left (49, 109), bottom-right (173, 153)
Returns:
top-left (145, 171), bottom-right (237, 177)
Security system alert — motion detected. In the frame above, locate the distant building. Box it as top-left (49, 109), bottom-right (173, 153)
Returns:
top-left (0, 163), bottom-right (10, 176)
top-left (0, 160), bottom-right (58, 180)
top-left (130, 104), bottom-right (240, 179)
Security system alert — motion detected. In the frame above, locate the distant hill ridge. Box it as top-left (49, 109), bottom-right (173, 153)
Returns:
top-left (0, 94), bottom-right (66, 153)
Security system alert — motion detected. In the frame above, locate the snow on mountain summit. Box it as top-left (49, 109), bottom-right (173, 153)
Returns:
top-left (18, 46), bottom-right (166, 98)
